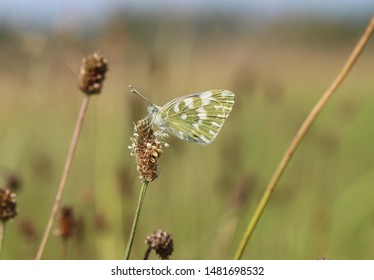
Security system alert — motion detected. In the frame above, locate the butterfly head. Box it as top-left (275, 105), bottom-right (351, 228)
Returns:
top-left (147, 104), bottom-right (165, 128)
top-left (147, 104), bottom-right (159, 115)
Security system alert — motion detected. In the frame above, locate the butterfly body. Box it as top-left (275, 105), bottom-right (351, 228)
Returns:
top-left (145, 89), bottom-right (235, 145)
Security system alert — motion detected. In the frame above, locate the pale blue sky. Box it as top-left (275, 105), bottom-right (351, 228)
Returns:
top-left (0, 0), bottom-right (372, 27)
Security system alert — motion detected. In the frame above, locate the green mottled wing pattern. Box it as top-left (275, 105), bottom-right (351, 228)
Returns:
top-left (156, 89), bottom-right (235, 145)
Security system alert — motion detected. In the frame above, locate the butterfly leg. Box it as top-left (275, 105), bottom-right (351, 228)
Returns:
top-left (154, 128), bottom-right (169, 140)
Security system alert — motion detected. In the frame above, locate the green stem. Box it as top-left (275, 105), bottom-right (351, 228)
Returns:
top-left (143, 246), bottom-right (152, 260)
top-left (124, 181), bottom-right (149, 260)
top-left (0, 221), bottom-right (5, 258)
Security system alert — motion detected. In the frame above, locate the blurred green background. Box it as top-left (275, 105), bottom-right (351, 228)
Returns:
top-left (0, 1), bottom-right (373, 260)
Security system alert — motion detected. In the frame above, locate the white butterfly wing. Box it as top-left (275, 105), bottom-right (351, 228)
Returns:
top-left (157, 89), bottom-right (235, 145)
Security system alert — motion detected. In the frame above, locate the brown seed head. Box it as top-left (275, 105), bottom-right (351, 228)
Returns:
top-left (6, 173), bottom-right (21, 192)
top-left (78, 51), bottom-right (109, 95)
top-left (58, 206), bottom-right (76, 240)
top-left (145, 229), bottom-right (173, 260)
top-left (0, 188), bottom-right (17, 222)
top-left (19, 218), bottom-right (38, 242)
top-left (129, 119), bottom-right (163, 183)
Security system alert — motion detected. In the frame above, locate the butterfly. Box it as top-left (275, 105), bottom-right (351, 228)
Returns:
top-left (130, 85), bottom-right (235, 145)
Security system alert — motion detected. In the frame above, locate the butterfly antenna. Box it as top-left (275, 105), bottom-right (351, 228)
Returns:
top-left (129, 85), bottom-right (153, 106)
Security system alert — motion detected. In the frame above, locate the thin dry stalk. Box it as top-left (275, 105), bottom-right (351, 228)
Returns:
top-left (35, 51), bottom-right (108, 260)
top-left (234, 15), bottom-right (374, 259)
top-left (35, 96), bottom-right (90, 260)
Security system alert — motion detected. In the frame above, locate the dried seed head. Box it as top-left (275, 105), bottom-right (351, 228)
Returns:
top-left (6, 173), bottom-right (21, 192)
top-left (0, 188), bottom-right (17, 222)
top-left (19, 218), bottom-right (38, 242)
top-left (78, 51), bottom-right (109, 95)
top-left (57, 206), bottom-right (76, 240)
top-left (129, 119), bottom-right (164, 183)
top-left (146, 229), bottom-right (173, 260)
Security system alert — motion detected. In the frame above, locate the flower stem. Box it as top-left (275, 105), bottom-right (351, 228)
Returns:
top-left (143, 246), bottom-right (152, 260)
top-left (62, 239), bottom-right (69, 260)
top-left (0, 221), bottom-right (5, 258)
top-left (124, 181), bottom-right (149, 260)
top-left (35, 95), bottom-right (90, 260)
top-left (234, 15), bottom-right (374, 260)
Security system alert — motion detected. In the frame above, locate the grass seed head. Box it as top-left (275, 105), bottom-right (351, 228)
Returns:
top-left (0, 188), bottom-right (17, 222)
top-left (57, 206), bottom-right (76, 240)
top-left (145, 229), bottom-right (173, 260)
top-left (78, 51), bottom-right (109, 95)
top-left (129, 119), bottom-right (164, 183)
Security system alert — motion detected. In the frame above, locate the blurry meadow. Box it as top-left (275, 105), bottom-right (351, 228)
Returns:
top-left (0, 9), bottom-right (374, 260)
